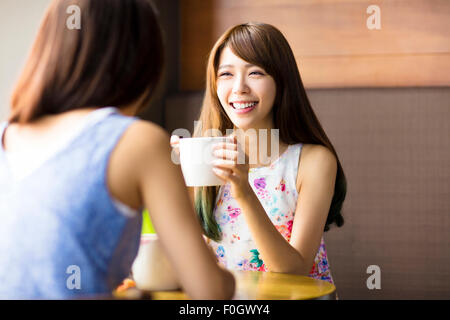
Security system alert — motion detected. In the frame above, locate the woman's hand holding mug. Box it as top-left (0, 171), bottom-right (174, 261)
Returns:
top-left (212, 135), bottom-right (251, 201)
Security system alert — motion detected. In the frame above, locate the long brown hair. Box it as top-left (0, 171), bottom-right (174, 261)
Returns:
top-left (195, 23), bottom-right (346, 241)
top-left (9, 0), bottom-right (164, 123)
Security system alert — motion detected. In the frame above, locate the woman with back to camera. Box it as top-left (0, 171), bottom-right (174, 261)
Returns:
top-left (0, 0), bottom-right (234, 299)
top-left (172, 23), bottom-right (346, 288)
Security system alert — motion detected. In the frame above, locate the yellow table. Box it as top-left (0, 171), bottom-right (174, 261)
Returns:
top-left (151, 270), bottom-right (336, 300)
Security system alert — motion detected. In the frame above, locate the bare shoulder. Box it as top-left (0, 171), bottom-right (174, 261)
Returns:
top-left (107, 120), bottom-right (171, 209)
top-left (112, 119), bottom-right (172, 168)
top-left (302, 144), bottom-right (337, 166)
top-left (124, 120), bottom-right (170, 149)
top-left (297, 144), bottom-right (337, 191)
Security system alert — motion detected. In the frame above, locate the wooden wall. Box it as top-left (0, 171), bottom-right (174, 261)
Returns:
top-left (180, 0), bottom-right (450, 91)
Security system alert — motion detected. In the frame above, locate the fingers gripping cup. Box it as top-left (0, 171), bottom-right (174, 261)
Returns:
top-left (179, 137), bottom-right (227, 187)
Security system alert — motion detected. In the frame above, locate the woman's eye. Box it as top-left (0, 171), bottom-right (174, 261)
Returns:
top-left (250, 71), bottom-right (264, 76)
top-left (218, 72), bottom-right (232, 77)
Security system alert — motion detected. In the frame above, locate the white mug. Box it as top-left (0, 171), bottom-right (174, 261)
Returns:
top-left (131, 234), bottom-right (180, 291)
top-left (179, 137), bottom-right (227, 187)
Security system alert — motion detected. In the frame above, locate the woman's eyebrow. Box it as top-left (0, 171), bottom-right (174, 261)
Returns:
top-left (218, 63), bottom-right (257, 70)
top-left (218, 64), bottom-right (233, 70)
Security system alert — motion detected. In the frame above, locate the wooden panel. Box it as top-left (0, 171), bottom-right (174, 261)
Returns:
top-left (299, 53), bottom-right (450, 88)
top-left (180, 0), bottom-right (450, 90)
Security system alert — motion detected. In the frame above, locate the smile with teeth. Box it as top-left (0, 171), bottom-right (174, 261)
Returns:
top-left (231, 102), bottom-right (258, 110)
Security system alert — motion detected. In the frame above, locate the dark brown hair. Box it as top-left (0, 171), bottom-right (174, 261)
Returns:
top-left (195, 23), bottom-right (346, 241)
top-left (9, 0), bottom-right (164, 123)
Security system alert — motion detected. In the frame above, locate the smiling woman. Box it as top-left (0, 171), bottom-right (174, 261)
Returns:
top-left (216, 47), bottom-right (276, 130)
top-left (185, 23), bottom-right (346, 287)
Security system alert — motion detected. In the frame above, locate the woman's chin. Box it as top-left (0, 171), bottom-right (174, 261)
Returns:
top-left (230, 123), bottom-right (253, 132)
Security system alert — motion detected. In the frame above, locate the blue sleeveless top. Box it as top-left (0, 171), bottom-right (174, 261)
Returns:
top-left (0, 108), bottom-right (142, 299)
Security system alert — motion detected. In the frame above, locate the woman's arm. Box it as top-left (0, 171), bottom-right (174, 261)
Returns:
top-left (213, 141), bottom-right (337, 275)
top-left (288, 144), bottom-right (338, 274)
top-left (110, 121), bottom-right (235, 299)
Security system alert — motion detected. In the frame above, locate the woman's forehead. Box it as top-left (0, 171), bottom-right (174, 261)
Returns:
top-left (218, 47), bottom-right (256, 69)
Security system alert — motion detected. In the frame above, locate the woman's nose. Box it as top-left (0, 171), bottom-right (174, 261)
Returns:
top-left (232, 76), bottom-right (249, 94)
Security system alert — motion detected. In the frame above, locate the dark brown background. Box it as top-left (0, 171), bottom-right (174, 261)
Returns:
top-left (146, 0), bottom-right (450, 299)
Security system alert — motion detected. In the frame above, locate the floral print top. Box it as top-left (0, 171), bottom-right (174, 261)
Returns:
top-left (207, 143), bottom-right (335, 284)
